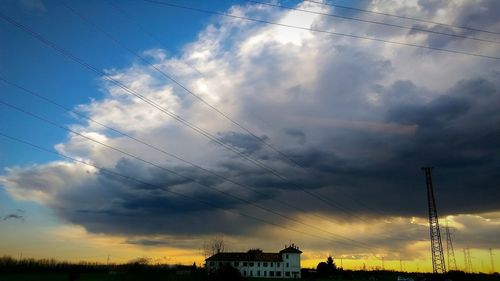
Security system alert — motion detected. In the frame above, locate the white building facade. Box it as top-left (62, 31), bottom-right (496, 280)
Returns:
top-left (206, 244), bottom-right (302, 278)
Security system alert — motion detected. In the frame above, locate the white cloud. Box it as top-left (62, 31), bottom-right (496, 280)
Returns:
top-left (1, 0), bottom-right (499, 259)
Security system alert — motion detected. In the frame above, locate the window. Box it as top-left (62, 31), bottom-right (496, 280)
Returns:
top-left (250, 271), bottom-right (253, 277)
top-left (286, 254), bottom-right (289, 259)
top-left (257, 262), bottom-right (260, 267)
top-left (243, 271), bottom-right (246, 276)
top-left (286, 262), bottom-right (289, 268)
top-left (270, 262), bottom-right (273, 267)
top-left (257, 271), bottom-right (260, 276)
top-left (264, 271), bottom-right (267, 277)
top-left (209, 262), bottom-right (214, 266)
top-left (249, 262), bottom-right (254, 267)
top-left (286, 271), bottom-right (291, 277)
top-left (276, 271), bottom-right (282, 277)
top-left (234, 262), bottom-right (239, 267)
top-left (270, 271), bottom-right (275, 277)
top-left (243, 262), bottom-right (247, 266)
top-left (277, 263), bottom-right (280, 267)
top-left (263, 262), bottom-right (267, 267)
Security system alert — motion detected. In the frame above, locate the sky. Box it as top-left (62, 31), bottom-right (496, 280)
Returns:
top-left (0, 0), bottom-right (500, 273)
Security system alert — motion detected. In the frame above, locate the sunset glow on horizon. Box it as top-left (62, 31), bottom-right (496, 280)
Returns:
top-left (1, 0), bottom-right (499, 275)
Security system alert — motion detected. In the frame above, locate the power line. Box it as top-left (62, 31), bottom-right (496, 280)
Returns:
top-left (303, 0), bottom-right (500, 36)
top-left (0, 76), bottom-right (325, 220)
top-left (59, 0), bottom-right (306, 181)
top-left (248, 0), bottom-right (500, 45)
top-left (1, 4), bottom-right (425, 236)
top-left (142, 0), bottom-right (500, 60)
top-left (0, 11), bottom-right (384, 225)
top-left (0, 99), bottom-right (377, 250)
top-left (0, 130), bottom-right (374, 249)
top-left (101, 0), bottom-right (389, 219)
top-left (104, 0), bottom-right (203, 76)
top-left (2, 2), bottom-right (444, 237)
top-left (138, 0), bottom-right (500, 219)
top-left (1, 76), bottom-right (418, 244)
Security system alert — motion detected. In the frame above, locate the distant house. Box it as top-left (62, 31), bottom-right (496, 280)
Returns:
top-left (205, 244), bottom-right (302, 279)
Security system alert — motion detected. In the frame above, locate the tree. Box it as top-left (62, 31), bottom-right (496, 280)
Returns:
top-left (317, 256), bottom-right (337, 278)
top-left (203, 235), bottom-right (225, 258)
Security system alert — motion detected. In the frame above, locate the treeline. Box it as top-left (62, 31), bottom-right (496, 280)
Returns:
top-left (0, 255), bottom-right (198, 274)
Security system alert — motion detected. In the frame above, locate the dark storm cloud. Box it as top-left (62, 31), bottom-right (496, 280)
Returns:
top-left (2, 213), bottom-right (24, 222)
top-left (41, 78), bottom-right (499, 237)
top-left (285, 128), bottom-right (306, 145)
top-left (1, 1), bottom-right (499, 248)
top-left (217, 131), bottom-right (269, 154)
top-left (454, 0), bottom-right (500, 32)
top-left (396, 0), bottom-right (500, 48)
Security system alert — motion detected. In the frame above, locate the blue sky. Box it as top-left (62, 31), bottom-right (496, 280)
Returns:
top-left (1, 0), bottom-right (235, 166)
top-left (1, 0), bottom-right (499, 271)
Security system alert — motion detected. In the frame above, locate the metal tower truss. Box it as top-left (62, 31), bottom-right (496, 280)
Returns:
top-left (445, 221), bottom-right (457, 271)
top-left (422, 167), bottom-right (447, 273)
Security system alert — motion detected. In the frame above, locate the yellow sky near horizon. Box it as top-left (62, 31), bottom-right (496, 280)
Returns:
top-left (1, 219), bottom-right (498, 274)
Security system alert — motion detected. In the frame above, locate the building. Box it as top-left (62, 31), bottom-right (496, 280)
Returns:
top-left (205, 244), bottom-right (302, 278)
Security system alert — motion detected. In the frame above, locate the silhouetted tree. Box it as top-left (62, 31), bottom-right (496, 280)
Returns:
top-left (203, 235), bottom-right (225, 258)
top-left (317, 256), bottom-right (337, 278)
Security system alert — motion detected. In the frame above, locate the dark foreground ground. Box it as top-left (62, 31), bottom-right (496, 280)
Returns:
top-left (1, 272), bottom-right (499, 281)
top-left (0, 257), bottom-right (498, 281)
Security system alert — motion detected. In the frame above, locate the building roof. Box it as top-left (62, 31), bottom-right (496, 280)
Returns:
top-left (205, 245), bottom-right (302, 262)
top-left (280, 245), bottom-right (303, 254)
top-left (206, 252), bottom-right (282, 262)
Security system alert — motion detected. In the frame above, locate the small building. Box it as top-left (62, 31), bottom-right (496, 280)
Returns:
top-left (205, 244), bottom-right (302, 278)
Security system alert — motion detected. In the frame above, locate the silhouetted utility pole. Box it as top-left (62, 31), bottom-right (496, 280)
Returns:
top-left (422, 167), bottom-right (446, 273)
top-left (445, 220), bottom-right (457, 271)
top-left (490, 248), bottom-right (495, 273)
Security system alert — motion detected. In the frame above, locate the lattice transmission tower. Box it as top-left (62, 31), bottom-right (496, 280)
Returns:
top-left (490, 248), bottom-right (495, 273)
top-left (445, 220), bottom-right (457, 271)
top-left (422, 167), bottom-right (446, 273)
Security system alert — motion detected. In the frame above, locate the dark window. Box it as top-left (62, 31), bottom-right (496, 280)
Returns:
top-left (243, 262), bottom-right (247, 266)
top-left (276, 271), bottom-right (282, 277)
top-left (243, 271), bottom-right (246, 276)
top-left (209, 262), bottom-right (214, 266)
top-left (257, 271), bottom-right (260, 276)
top-left (257, 262), bottom-right (260, 267)
top-left (270, 271), bottom-right (275, 277)
top-left (250, 271), bottom-right (253, 276)
top-left (286, 263), bottom-right (289, 267)
top-left (270, 262), bottom-right (273, 267)
top-left (234, 262), bottom-right (239, 267)
top-left (286, 254), bottom-right (289, 259)
top-left (263, 262), bottom-right (268, 267)
top-left (249, 262), bottom-right (254, 267)
top-left (277, 263), bottom-right (280, 267)
top-left (286, 271), bottom-right (291, 277)
top-left (264, 271), bottom-right (267, 277)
